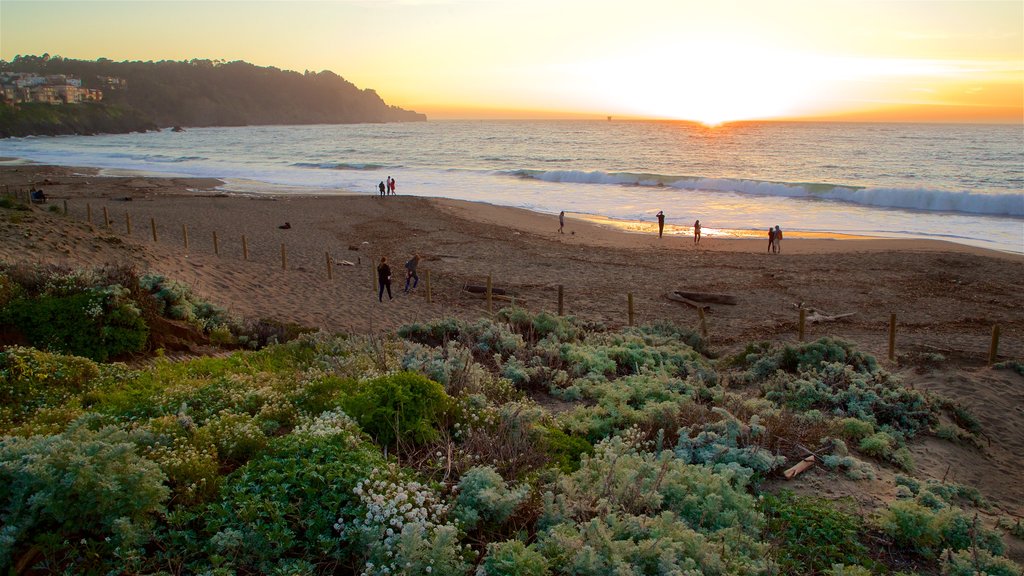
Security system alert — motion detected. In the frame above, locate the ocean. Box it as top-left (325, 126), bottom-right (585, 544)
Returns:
top-left (2, 120), bottom-right (1022, 253)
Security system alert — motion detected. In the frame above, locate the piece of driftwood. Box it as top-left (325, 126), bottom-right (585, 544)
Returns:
top-left (793, 303), bottom-right (855, 324)
top-left (784, 455), bottom-right (816, 480)
top-left (335, 259), bottom-right (355, 266)
top-left (464, 284), bottom-right (507, 296)
top-left (664, 292), bottom-right (710, 310)
top-left (806, 311), bottom-right (855, 323)
top-left (466, 292), bottom-right (520, 303)
top-left (672, 290), bottom-right (737, 305)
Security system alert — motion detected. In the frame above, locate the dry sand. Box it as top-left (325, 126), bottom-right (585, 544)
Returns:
top-left (2, 163), bottom-right (1023, 531)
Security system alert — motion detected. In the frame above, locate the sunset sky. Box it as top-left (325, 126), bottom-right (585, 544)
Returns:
top-left (1, 0), bottom-right (1021, 124)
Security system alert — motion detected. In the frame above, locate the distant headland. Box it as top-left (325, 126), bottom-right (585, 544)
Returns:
top-left (0, 55), bottom-right (425, 137)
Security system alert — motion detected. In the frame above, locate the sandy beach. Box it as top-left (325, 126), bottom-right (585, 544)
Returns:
top-left (3, 163), bottom-right (1021, 357)
top-left (3, 162), bottom-right (1024, 537)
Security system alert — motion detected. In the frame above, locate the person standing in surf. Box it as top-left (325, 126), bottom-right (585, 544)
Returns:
top-left (694, 220), bottom-right (701, 244)
top-left (656, 211), bottom-right (665, 238)
top-left (559, 210), bottom-right (565, 234)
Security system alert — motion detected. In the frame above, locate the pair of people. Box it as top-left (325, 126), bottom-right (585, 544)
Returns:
top-left (768, 225), bottom-right (783, 253)
top-left (377, 253), bottom-right (420, 302)
top-left (654, 211), bottom-right (702, 245)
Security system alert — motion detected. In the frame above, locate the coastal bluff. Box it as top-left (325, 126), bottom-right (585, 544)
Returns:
top-left (1, 56), bottom-right (425, 137)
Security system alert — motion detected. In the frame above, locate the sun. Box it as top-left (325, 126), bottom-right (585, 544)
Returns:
top-left (568, 40), bottom-right (819, 124)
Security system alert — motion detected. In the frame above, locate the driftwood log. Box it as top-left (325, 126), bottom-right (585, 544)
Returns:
top-left (669, 290), bottom-right (737, 305)
top-left (793, 302), bottom-right (855, 324)
top-left (783, 455), bottom-right (816, 480)
top-left (465, 291), bottom-right (520, 304)
top-left (664, 292), bottom-right (710, 310)
top-left (464, 284), bottom-right (507, 296)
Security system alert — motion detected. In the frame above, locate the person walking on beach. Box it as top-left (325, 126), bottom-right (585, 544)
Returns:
top-left (767, 227), bottom-right (776, 253)
top-left (559, 211), bottom-right (565, 234)
top-left (378, 181), bottom-right (386, 197)
top-left (694, 220), bottom-right (701, 244)
top-left (656, 211), bottom-right (665, 238)
top-left (774, 225), bottom-right (783, 253)
top-left (389, 177), bottom-right (397, 195)
top-left (377, 256), bottom-right (393, 301)
top-left (404, 253), bottom-right (420, 292)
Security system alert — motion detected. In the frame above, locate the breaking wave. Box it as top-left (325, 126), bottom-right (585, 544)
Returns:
top-left (507, 170), bottom-right (1024, 218)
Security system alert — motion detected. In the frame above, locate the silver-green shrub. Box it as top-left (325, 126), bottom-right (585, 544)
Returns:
top-left (0, 423), bottom-right (169, 566)
top-left (453, 465), bottom-right (530, 532)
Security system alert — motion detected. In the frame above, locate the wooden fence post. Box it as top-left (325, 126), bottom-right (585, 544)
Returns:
top-left (698, 307), bottom-right (708, 340)
top-left (62, 199), bottom-right (68, 215)
top-left (989, 324), bottom-right (1000, 365)
top-left (242, 235), bottom-right (249, 261)
top-left (486, 275), bottom-right (493, 313)
top-left (888, 313), bottom-right (897, 361)
top-left (627, 292), bottom-right (635, 326)
top-left (798, 308), bottom-right (806, 342)
top-left (280, 244), bottom-right (287, 270)
top-left (213, 231), bottom-right (219, 256)
top-left (425, 269), bottom-right (432, 303)
top-left (150, 218), bottom-right (158, 242)
top-left (182, 224), bottom-right (189, 251)
top-left (102, 206), bottom-right (110, 227)
top-left (558, 284), bottom-right (564, 316)
top-left (86, 203), bottom-right (92, 225)
top-left (325, 251), bottom-right (333, 279)
top-left (125, 212), bottom-right (132, 235)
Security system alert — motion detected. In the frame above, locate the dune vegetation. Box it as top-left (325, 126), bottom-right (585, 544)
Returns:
top-left (1, 254), bottom-right (1021, 576)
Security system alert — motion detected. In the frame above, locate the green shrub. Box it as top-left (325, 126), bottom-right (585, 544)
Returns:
top-left (198, 410), bottom-right (268, 465)
top-left (203, 412), bottom-right (382, 573)
top-left (479, 540), bottom-right (550, 576)
top-left (344, 371), bottom-right (450, 448)
top-left (859, 431), bottom-right (895, 458)
top-left (398, 317), bottom-right (462, 347)
top-left (497, 306), bottom-right (581, 344)
top-left (743, 338), bottom-right (878, 382)
top-left (836, 417), bottom-right (874, 441)
top-left (942, 549), bottom-right (1023, 576)
top-left (0, 346), bottom-right (100, 423)
top-left (763, 491), bottom-right (873, 574)
top-left (877, 501), bottom-right (1003, 558)
top-left (2, 286), bottom-right (148, 361)
top-left (539, 426), bottom-right (593, 472)
top-left (541, 434), bottom-right (761, 535)
top-left (538, 511), bottom-right (767, 575)
top-left (0, 424), bottom-right (169, 566)
top-left (453, 465), bottom-right (530, 532)
top-left (829, 565), bottom-right (873, 576)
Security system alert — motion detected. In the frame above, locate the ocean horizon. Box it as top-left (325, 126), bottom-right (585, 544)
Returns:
top-left (2, 119), bottom-right (1022, 253)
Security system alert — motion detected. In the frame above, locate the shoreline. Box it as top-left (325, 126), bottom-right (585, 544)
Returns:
top-left (3, 158), bottom-right (1020, 256)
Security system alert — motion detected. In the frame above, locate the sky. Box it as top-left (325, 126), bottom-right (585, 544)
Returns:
top-left (1, 0), bottom-right (1021, 124)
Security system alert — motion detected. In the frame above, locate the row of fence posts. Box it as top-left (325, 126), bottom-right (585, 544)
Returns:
top-left (71, 199), bottom-right (1008, 365)
top-left (799, 308), bottom-right (1002, 364)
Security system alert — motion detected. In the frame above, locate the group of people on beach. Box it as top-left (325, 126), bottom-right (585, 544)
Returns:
top-left (655, 211), bottom-right (701, 244)
top-left (376, 253), bottom-right (420, 302)
top-left (378, 176), bottom-right (397, 196)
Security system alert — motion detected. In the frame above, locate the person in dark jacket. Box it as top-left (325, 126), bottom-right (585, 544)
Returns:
top-left (377, 256), bottom-right (392, 301)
